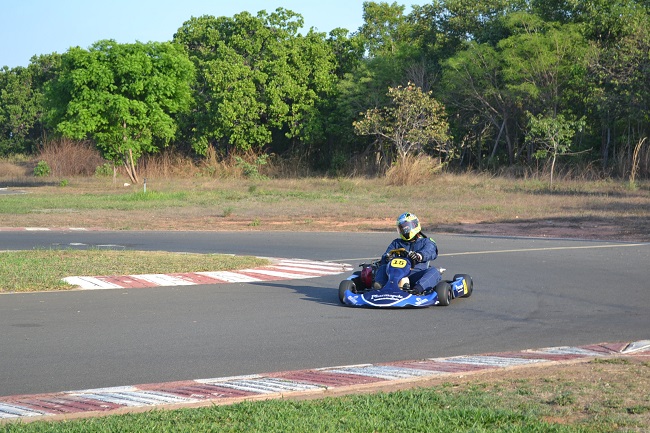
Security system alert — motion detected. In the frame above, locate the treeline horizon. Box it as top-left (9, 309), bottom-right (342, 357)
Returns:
top-left (1, 0), bottom-right (648, 181)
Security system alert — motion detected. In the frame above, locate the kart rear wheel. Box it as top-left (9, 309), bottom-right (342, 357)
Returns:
top-left (338, 280), bottom-right (356, 304)
top-left (434, 281), bottom-right (452, 306)
top-left (454, 274), bottom-right (473, 298)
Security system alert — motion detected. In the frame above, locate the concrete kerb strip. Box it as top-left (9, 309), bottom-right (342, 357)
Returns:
top-left (621, 340), bottom-right (650, 354)
top-left (1, 340), bottom-right (648, 424)
top-left (62, 258), bottom-right (355, 290)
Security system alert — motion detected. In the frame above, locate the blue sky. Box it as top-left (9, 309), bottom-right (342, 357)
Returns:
top-left (2, 0), bottom-right (427, 69)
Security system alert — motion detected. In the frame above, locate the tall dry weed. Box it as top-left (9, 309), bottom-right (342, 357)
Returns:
top-left (138, 150), bottom-right (199, 179)
top-left (264, 153), bottom-right (312, 178)
top-left (613, 138), bottom-right (650, 181)
top-left (0, 161), bottom-right (32, 178)
top-left (629, 137), bottom-right (648, 186)
top-left (385, 154), bottom-right (443, 186)
top-left (136, 147), bottom-right (281, 180)
top-left (499, 160), bottom-right (609, 182)
top-left (38, 139), bottom-right (105, 177)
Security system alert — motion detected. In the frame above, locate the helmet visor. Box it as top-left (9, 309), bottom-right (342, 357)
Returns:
top-left (398, 219), bottom-right (419, 239)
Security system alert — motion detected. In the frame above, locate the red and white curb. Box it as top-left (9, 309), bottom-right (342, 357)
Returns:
top-left (62, 259), bottom-right (354, 290)
top-left (1, 340), bottom-right (648, 422)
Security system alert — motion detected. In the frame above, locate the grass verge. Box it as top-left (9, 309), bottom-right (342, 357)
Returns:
top-left (0, 176), bottom-right (648, 240)
top-left (3, 358), bottom-right (649, 432)
top-left (0, 250), bottom-right (269, 293)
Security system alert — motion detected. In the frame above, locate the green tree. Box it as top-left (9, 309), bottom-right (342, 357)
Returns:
top-left (526, 112), bottom-right (585, 188)
top-left (441, 12), bottom-right (589, 167)
top-left (441, 41), bottom-right (519, 166)
top-left (327, 27), bottom-right (365, 79)
top-left (336, 2), bottom-right (431, 171)
top-left (498, 14), bottom-right (588, 117)
top-left (435, 0), bottom-right (528, 45)
top-left (45, 40), bottom-right (194, 183)
top-left (0, 66), bottom-right (37, 155)
top-left (0, 53), bottom-right (59, 156)
top-left (360, 1), bottom-right (406, 56)
top-left (583, 0), bottom-right (650, 170)
top-left (354, 83), bottom-right (451, 164)
top-left (174, 9), bottom-right (336, 157)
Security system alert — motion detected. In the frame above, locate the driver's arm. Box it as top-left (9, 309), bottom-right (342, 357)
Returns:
top-left (417, 238), bottom-right (439, 262)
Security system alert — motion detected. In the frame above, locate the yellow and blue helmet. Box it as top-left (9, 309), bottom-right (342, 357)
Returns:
top-left (397, 212), bottom-right (421, 241)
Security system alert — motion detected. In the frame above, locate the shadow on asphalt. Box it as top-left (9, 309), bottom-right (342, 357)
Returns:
top-left (1, 180), bottom-right (59, 188)
top-left (250, 281), bottom-right (340, 306)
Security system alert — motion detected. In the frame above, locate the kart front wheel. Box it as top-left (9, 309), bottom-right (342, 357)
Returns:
top-left (435, 281), bottom-right (452, 306)
top-left (454, 274), bottom-right (473, 298)
top-left (338, 280), bottom-right (355, 304)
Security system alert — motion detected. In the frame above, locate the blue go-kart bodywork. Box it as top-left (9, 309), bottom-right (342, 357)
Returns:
top-left (338, 248), bottom-right (473, 308)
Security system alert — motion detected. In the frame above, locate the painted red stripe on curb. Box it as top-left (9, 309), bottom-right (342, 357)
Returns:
top-left (272, 266), bottom-right (346, 275)
top-left (103, 276), bottom-right (158, 288)
top-left (10, 396), bottom-right (121, 413)
top-left (582, 342), bottom-right (628, 354)
top-left (234, 270), bottom-right (285, 281)
top-left (168, 273), bottom-right (226, 285)
top-left (18, 399), bottom-right (90, 415)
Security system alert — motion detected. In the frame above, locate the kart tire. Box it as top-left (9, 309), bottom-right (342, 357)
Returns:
top-left (338, 280), bottom-right (356, 304)
top-left (434, 281), bottom-right (452, 306)
top-left (454, 274), bottom-right (473, 298)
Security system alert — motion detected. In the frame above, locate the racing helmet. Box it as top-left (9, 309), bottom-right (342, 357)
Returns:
top-left (396, 212), bottom-right (421, 241)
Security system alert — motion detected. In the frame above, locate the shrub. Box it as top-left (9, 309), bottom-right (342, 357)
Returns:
top-left (235, 154), bottom-right (268, 179)
top-left (385, 154), bottom-right (443, 186)
top-left (33, 160), bottom-right (51, 177)
top-left (95, 163), bottom-right (114, 177)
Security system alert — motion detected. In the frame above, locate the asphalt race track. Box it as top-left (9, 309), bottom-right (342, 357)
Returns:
top-left (1, 230), bottom-right (648, 397)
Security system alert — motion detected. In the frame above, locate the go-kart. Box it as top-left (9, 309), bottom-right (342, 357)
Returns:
top-left (338, 248), bottom-right (472, 308)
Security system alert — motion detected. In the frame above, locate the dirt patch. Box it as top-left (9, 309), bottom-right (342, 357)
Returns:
top-left (183, 214), bottom-right (650, 242)
top-left (436, 215), bottom-right (650, 242)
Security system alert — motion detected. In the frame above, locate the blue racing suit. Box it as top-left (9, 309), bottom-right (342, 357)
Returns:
top-left (373, 235), bottom-right (441, 292)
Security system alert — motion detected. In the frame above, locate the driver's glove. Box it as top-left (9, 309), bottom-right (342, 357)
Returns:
top-left (408, 251), bottom-right (423, 263)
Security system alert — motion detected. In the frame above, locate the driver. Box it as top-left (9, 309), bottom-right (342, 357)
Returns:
top-left (373, 212), bottom-right (442, 294)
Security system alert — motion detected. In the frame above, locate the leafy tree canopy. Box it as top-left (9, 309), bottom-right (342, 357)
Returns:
top-left (354, 82), bottom-right (451, 162)
top-left (174, 8), bottom-right (336, 156)
top-left (45, 40), bottom-right (195, 182)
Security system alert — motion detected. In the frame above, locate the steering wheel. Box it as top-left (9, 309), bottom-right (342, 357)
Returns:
top-left (387, 248), bottom-right (408, 258)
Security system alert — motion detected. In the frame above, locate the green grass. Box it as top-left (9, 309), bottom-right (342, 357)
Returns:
top-left (0, 184), bottom-right (364, 214)
top-left (0, 191), bottom-right (197, 213)
top-left (0, 250), bottom-right (269, 292)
